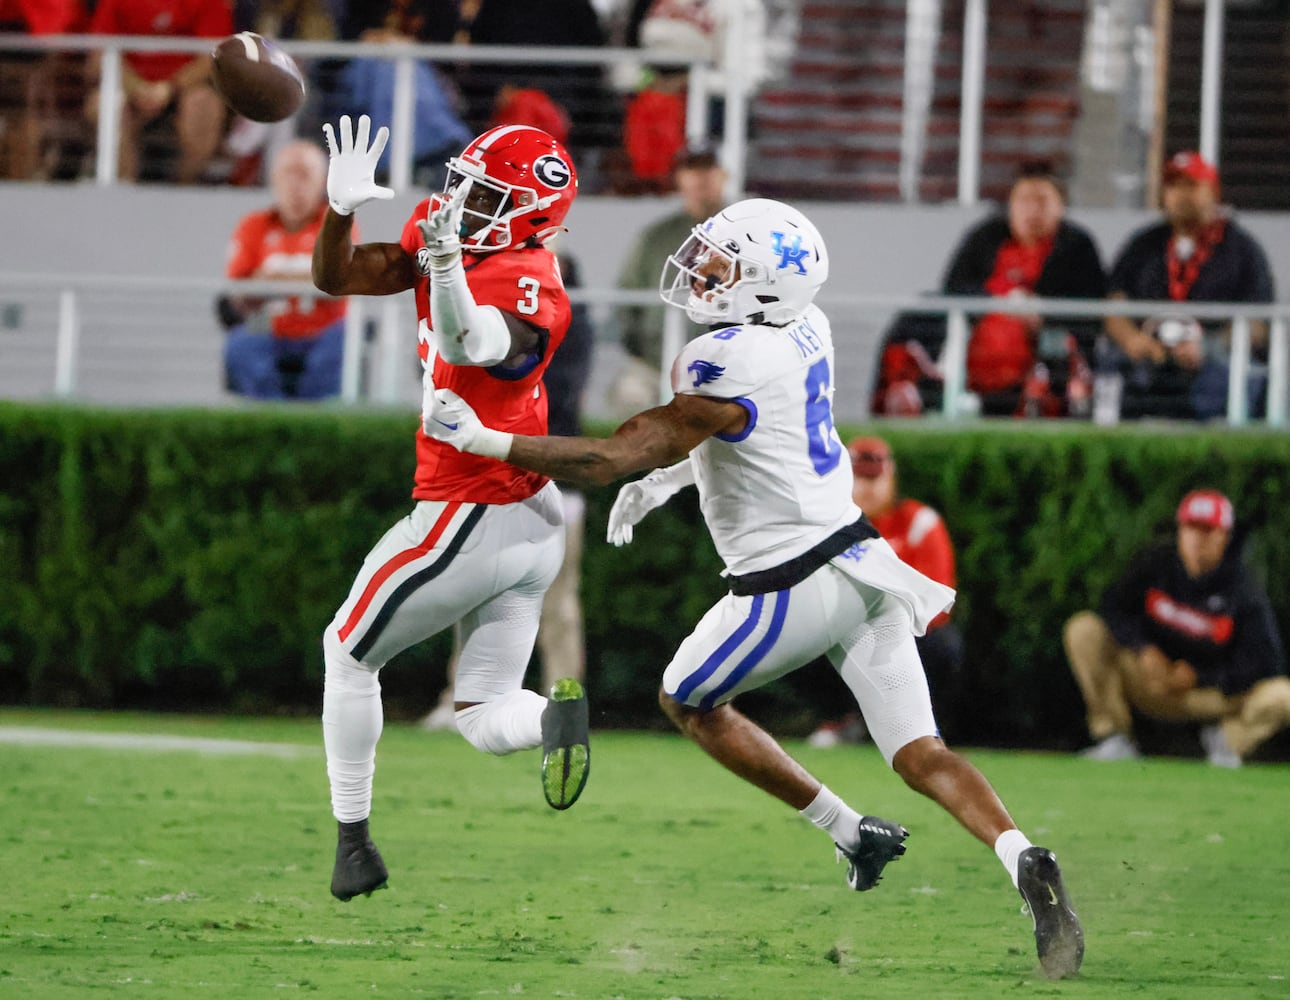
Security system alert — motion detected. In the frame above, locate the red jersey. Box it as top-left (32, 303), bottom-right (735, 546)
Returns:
top-left (870, 498), bottom-right (956, 629)
top-left (968, 236), bottom-right (1053, 393)
top-left (90, 0), bottom-right (232, 83)
top-left (226, 203), bottom-right (346, 339)
top-left (399, 199), bottom-right (572, 504)
top-left (0, 0), bottom-right (83, 33)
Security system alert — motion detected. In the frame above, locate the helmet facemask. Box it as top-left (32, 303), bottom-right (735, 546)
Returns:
top-left (660, 229), bottom-right (770, 325)
top-left (442, 165), bottom-right (543, 252)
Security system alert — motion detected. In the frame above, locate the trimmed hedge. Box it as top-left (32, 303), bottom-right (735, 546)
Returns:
top-left (2, 402), bottom-right (1289, 752)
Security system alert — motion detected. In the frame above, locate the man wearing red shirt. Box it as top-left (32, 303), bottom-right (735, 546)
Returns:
top-left (311, 115), bottom-right (590, 902)
top-left (809, 436), bottom-right (967, 745)
top-left (223, 140), bottom-right (345, 399)
top-left (87, 0), bottom-right (231, 182)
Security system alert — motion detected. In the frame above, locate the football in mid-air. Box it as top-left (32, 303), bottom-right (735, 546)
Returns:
top-left (210, 32), bottom-right (306, 123)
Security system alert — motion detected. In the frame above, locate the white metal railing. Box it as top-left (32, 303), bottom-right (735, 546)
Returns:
top-left (0, 5), bottom-right (1243, 205)
top-left (3, 272), bottom-right (1286, 427)
top-left (0, 33), bottom-right (737, 197)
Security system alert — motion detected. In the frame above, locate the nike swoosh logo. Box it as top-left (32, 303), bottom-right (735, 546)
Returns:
top-left (1046, 884), bottom-right (1058, 906)
top-left (435, 420), bottom-right (459, 430)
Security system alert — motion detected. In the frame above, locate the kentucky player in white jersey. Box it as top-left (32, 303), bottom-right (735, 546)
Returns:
top-left (424, 198), bottom-right (1084, 980)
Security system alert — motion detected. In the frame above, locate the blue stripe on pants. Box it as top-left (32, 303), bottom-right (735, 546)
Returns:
top-left (699, 590), bottom-right (791, 711)
top-left (672, 593), bottom-right (765, 704)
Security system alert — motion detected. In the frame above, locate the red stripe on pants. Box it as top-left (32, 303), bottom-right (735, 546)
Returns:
top-left (336, 501), bottom-right (463, 643)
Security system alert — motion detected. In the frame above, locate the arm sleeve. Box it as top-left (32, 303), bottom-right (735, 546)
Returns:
top-left (429, 264), bottom-right (515, 366)
top-left (397, 202), bottom-right (514, 367)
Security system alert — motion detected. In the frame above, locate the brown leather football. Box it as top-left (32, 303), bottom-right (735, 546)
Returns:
top-left (210, 32), bottom-right (306, 123)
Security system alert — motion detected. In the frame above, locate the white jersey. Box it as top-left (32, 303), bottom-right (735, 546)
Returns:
top-left (673, 304), bottom-right (859, 575)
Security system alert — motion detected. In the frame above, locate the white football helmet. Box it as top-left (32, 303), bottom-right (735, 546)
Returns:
top-left (659, 198), bottom-right (829, 326)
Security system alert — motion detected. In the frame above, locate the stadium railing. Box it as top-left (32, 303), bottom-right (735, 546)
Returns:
top-left (1, 272), bottom-right (1284, 429)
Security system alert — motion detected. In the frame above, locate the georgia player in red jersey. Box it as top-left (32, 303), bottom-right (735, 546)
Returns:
top-left (311, 115), bottom-right (590, 902)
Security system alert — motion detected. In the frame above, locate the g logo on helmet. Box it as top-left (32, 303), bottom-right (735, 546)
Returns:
top-left (533, 154), bottom-right (571, 189)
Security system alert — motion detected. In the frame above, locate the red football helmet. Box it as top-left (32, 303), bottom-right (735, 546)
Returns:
top-left (440, 125), bottom-right (578, 252)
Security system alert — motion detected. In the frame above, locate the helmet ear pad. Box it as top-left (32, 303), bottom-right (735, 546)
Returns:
top-left (445, 125), bottom-right (578, 252)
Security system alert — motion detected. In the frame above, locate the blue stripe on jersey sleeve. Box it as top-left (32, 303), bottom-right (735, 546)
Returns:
top-left (714, 396), bottom-right (758, 442)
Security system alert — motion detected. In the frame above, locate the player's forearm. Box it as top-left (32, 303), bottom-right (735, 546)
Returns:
top-left (508, 412), bottom-right (689, 488)
top-left (429, 264), bottom-right (512, 366)
top-left (312, 210), bottom-right (357, 294)
top-left (313, 214), bottom-right (415, 297)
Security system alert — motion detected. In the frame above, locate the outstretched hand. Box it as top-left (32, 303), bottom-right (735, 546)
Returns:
top-left (416, 183), bottom-right (469, 269)
top-left (322, 114), bottom-right (394, 216)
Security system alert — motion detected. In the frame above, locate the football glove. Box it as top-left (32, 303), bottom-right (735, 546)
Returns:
top-left (606, 459), bottom-right (695, 546)
top-left (322, 114), bottom-right (394, 216)
top-left (422, 387), bottom-right (513, 460)
top-left (416, 183), bottom-right (469, 270)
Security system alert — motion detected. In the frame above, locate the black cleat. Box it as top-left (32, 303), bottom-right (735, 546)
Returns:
top-left (1017, 846), bottom-right (1084, 979)
top-left (540, 678), bottom-right (590, 810)
top-left (835, 815), bottom-right (909, 891)
top-left (330, 819), bottom-right (389, 901)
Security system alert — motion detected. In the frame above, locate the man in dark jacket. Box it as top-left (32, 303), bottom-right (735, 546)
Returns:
top-left (1063, 489), bottom-right (1290, 767)
top-left (1102, 151), bottom-right (1275, 420)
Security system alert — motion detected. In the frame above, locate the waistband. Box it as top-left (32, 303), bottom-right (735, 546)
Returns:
top-left (727, 516), bottom-right (880, 597)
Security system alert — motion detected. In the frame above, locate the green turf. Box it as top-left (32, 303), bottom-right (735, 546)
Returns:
top-left (0, 709), bottom-right (1286, 998)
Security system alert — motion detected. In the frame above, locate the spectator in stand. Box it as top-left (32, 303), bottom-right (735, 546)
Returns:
top-left (612, 143), bottom-right (727, 411)
top-left (489, 84), bottom-right (571, 147)
top-left (873, 162), bottom-right (1105, 418)
top-left (809, 436), bottom-right (966, 746)
top-left (942, 161), bottom-right (1106, 416)
top-left (0, 0), bottom-right (85, 180)
top-left (1102, 151), bottom-right (1276, 421)
top-left (1064, 489), bottom-right (1290, 767)
top-left (458, 0), bottom-right (608, 148)
top-left (220, 140), bottom-right (347, 399)
top-left (328, 0), bottom-right (471, 189)
top-left (85, 0), bottom-right (233, 184)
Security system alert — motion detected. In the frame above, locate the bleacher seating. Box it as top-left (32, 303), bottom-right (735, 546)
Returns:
top-left (747, 0), bottom-right (1086, 203)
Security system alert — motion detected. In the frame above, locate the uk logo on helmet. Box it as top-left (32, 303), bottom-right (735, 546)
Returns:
top-left (770, 232), bottom-right (808, 274)
top-left (533, 154), bottom-right (571, 189)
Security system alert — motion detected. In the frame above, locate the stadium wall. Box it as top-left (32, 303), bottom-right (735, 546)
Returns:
top-left (2, 402), bottom-right (1289, 760)
top-left (5, 184), bottom-right (1290, 298)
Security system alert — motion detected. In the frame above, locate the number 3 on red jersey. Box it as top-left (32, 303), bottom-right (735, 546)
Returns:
top-left (516, 276), bottom-right (540, 316)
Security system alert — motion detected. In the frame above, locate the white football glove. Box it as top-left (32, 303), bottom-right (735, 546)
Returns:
top-left (321, 114), bottom-right (394, 216)
top-left (416, 183), bottom-right (469, 270)
top-left (606, 460), bottom-right (695, 546)
top-left (422, 387), bottom-right (513, 460)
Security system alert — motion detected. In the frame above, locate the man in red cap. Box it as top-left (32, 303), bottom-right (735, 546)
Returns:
top-left (1102, 150), bottom-right (1275, 420)
top-left (808, 436), bottom-right (966, 746)
top-left (1063, 488), bottom-right (1290, 766)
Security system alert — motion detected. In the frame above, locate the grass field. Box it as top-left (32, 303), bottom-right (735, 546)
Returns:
top-left (1, 709), bottom-right (1286, 999)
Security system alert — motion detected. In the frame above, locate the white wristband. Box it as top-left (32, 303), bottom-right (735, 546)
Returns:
top-left (472, 428), bottom-right (513, 460)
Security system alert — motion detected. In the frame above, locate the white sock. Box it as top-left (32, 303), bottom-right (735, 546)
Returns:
top-left (455, 689), bottom-right (546, 755)
top-left (799, 785), bottom-right (864, 850)
top-left (321, 642), bottom-right (384, 824)
top-left (994, 828), bottom-right (1032, 888)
